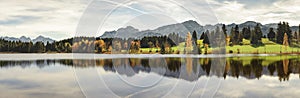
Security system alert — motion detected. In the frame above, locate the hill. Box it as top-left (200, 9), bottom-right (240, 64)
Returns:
top-left (100, 20), bottom-right (299, 39)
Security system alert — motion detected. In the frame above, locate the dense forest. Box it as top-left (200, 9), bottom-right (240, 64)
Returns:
top-left (0, 21), bottom-right (299, 54)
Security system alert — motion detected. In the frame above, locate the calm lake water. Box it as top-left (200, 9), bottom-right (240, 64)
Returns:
top-left (0, 54), bottom-right (299, 98)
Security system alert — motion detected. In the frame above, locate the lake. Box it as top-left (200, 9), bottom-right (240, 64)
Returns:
top-left (0, 54), bottom-right (299, 98)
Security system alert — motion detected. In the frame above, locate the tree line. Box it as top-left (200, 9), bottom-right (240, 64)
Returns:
top-left (0, 21), bottom-right (299, 53)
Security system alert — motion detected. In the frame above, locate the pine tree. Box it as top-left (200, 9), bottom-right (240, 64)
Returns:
top-left (200, 32), bottom-right (205, 40)
top-left (192, 30), bottom-right (197, 42)
top-left (234, 25), bottom-right (241, 44)
top-left (45, 42), bottom-right (53, 52)
top-left (33, 42), bottom-right (45, 53)
top-left (160, 42), bottom-right (165, 54)
top-left (255, 23), bottom-right (263, 41)
top-left (203, 30), bottom-right (210, 45)
top-left (28, 41), bottom-right (33, 53)
top-left (251, 29), bottom-right (258, 45)
top-left (192, 30), bottom-right (200, 54)
top-left (298, 24), bottom-right (300, 43)
top-left (229, 27), bottom-right (235, 45)
top-left (276, 22), bottom-right (284, 44)
top-left (267, 28), bottom-right (276, 41)
top-left (249, 23), bottom-right (263, 46)
top-left (276, 21), bottom-right (292, 44)
top-left (293, 31), bottom-right (298, 39)
top-left (242, 27), bottom-right (251, 39)
top-left (222, 24), bottom-right (227, 37)
top-left (286, 22), bottom-right (292, 44)
top-left (293, 31), bottom-right (298, 44)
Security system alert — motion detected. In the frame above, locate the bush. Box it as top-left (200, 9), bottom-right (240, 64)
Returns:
top-left (229, 50), bottom-right (233, 53)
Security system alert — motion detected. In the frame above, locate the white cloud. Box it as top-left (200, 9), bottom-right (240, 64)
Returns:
top-left (0, 0), bottom-right (299, 40)
top-left (207, 0), bottom-right (300, 26)
top-left (0, 0), bottom-right (90, 40)
top-left (95, 0), bottom-right (216, 35)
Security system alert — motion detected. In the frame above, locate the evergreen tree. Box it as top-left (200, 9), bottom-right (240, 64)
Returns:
top-left (33, 42), bottom-right (45, 53)
top-left (222, 24), bottom-right (227, 37)
top-left (276, 21), bottom-right (292, 44)
top-left (192, 30), bottom-right (200, 54)
top-left (45, 42), bottom-right (53, 52)
top-left (210, 30), bottom-right (216, 46)
top-left (276, 22), bottom-right (284, 44)
top-left (293, 31), bottom-right (298, 44)
top-left (235, 25), bottom-right (242, 44)
top-left (203, 30), bottom-right (210, 45)
top-left (251, 29), bottom-right (259, 45)
top-left (200, 32), bottom-right (205, 40)
top-left (242, 27), bottom-right (251, 39)
top-left (298, 24), bottom-right (300, 43)
top-left (28, 41), bottom-right (33, 53)
top-left (230, 26), bottom-right (240, 45)
top-left (250, 23), bottom-right (263, 45)
top-left (255, 23), bottom-right (263, 41)
top-left (267, 28), bottom-right (276, 41)
top-left (160, 42), bottom-right (165, 54)
top-left (192, 30), bottom-right (197, 41)
top-left (286, 22), bottom-right (292, 44)
top-left (293, 31), bottom-right (298, 39)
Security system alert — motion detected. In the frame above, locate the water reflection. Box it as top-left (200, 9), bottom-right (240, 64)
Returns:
top-left (1, 56), bottom-right (299, 82)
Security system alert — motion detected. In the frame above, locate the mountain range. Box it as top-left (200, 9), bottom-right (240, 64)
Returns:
top-left (1, 20), bottom-right (298, 42)
top-left (100, 20), bottom-right (299, 39)
top-left (0, 35), bottom-right (55, 45)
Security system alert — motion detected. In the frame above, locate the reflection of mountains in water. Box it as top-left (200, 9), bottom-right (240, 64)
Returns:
top-left (0, 57), bottom-right (299, 82)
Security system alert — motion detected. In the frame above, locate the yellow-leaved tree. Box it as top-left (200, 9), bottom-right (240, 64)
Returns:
top-left (185, 32), bottom-right (193, 54)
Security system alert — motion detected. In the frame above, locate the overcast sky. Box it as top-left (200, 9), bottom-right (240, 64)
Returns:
top-left (0, 0), bottom-right (299, 40)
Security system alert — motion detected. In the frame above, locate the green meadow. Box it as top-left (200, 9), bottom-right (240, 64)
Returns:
top-left (138, 38), bottom-right (300, 54)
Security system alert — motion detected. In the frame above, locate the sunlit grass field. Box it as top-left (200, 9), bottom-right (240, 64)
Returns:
top-left (138, 38), bottom-right (300, 54)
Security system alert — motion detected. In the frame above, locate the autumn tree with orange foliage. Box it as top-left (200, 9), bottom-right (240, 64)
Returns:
top-left (185, 32), bottom-right (193, 54)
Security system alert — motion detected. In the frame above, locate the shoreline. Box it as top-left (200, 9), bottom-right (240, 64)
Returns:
top-left (0, 52), bottom-right (299, 55)
top-left (0, 53), bottom-right (298, 61)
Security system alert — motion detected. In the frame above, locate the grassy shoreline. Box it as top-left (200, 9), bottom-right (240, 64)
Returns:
top-left (1, 38), bottom-right (300, 54)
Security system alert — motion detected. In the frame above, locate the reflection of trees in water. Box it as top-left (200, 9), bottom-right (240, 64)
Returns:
top-left (201, 58), bottom-right (211, 76)
top-left (276, 59), bottom-right (291, 82)
top-left (229, 59), bottom-right (242, 78)
top-left (0, 56), bottom-right (300, 81)
top-left (268, 63), bottom-right (276, 76)
top-left (0, 60), bottom-right (33, 68)
top-left (210, 58), bottom-right (226, 78)
top-left (251, 59), bottom-right (263, 79)
top-left (166, 58), bottom-right (181, 72)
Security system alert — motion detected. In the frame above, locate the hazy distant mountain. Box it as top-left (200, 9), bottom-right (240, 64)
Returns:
top-left (150, 20), bottom-right (204, 37)
top-left (100, 20), bottom-right (299, 39)
top-left (100, 26), bottom-right (139, 38)
top-left (32, 35), bottom-right (55, 45)
top-left (1, 37), bottom-right (20, 42)
top-left (19, 36), bottom-right (31, 42)
top-left (100, 20), bottom-right (204, 39)
top-left (0, 35), bottom-right (55, 45)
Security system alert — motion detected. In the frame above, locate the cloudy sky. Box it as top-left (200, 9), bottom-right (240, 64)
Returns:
top-left (0, 0), bottom-right (299, 40)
